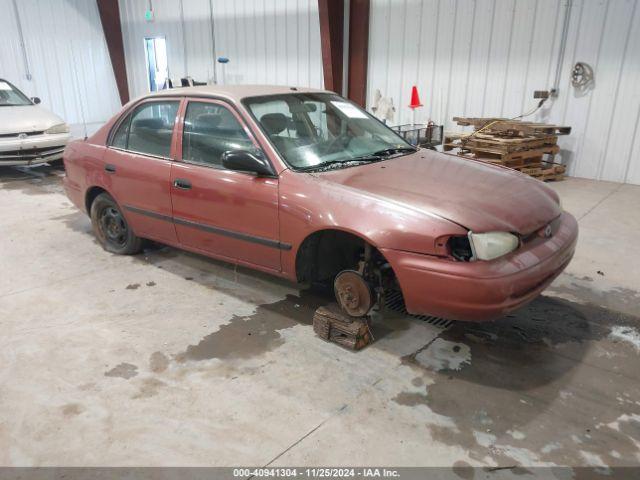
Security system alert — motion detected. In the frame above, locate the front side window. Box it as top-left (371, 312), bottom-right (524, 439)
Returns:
top-left (0, 80), bottom-right (32, 107)
top-left (243, 93), bottom-right (414, 171)
top-left (111, 100), bottom-right (179, 157)
top-left (182, 101), bottom-right (254, 167)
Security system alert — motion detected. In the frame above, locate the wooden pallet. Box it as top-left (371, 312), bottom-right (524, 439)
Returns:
top-left (313, 305), bottom-right (372, 350)
top-left (450, 144), bottom-right (559, 163)
top-left (444, 132), bottom-right (558, 153)
top-left (452, 117), bottom-right (572, 136)
top-left (445, 145), bottom-right (566, 181)
top-left (516, 164), bottom-right (566, 181)
top-left (519, 166), bottom-right (543, 176)
top-left (533, 164), bottom-right (566, 181)
top-left (443, 116), bottom-right (570, 182)
top-left (533, 171), bottom-right (564, 181)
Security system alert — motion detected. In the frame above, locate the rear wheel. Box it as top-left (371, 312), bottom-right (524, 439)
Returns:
top-left (90, 193), bottom-right (142, 255)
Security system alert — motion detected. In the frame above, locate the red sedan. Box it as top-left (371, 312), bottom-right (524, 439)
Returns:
top-left (63, 85), bottom-right (578, 321)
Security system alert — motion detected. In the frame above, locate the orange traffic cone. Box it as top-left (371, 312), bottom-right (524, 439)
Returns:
top-left (409, 86), bottom-right (423, 109)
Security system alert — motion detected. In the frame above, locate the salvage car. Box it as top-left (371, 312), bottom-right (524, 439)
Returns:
top-left (0, 78), bottom-right (70, 166)
top-left (63, 85), bottom-right (578, 321)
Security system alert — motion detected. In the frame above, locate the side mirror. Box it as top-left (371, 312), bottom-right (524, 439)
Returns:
top-left (222, 150), bottom-right (273, 177)
top-left (31, 97), bottom-right (41, 104)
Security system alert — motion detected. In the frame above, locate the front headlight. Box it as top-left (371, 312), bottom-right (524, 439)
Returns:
top-left (468, 231), bottom-right (519, 261)
top-left (45, 123), bottom-right (70, 134)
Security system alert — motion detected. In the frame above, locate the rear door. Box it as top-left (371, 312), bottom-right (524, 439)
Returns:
top-left (105, 98), bottom-right (181, 243)
top-left (170, 98), bottom-right (281, 271)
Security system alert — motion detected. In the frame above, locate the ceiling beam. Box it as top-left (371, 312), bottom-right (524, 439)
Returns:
top-left (96, 0), bottom-right (129, 105)
top-left (318, 0), bottom-right (344, 94)
top-left (347, 0), bottom-right (370, 107)
top-left (318, 0), bottom-right (370, 107)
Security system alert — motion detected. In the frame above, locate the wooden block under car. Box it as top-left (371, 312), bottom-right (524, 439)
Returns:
top-left (313, 305), bottom-right (373, 350)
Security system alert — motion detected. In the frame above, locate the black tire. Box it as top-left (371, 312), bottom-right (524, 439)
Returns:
top-left (90, 192), bottom-right (142, 255)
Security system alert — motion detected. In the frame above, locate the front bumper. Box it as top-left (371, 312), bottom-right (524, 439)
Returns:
top-left (381, 211), bottom-right (579, 322)
top-left (0, 132), bottom-right (70, 166)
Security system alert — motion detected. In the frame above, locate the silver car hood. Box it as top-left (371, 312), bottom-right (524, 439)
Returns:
top-left (0, 105), bottom-right (65, 135)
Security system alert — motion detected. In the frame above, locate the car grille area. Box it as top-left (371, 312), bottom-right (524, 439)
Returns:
top-left (0, 131), bottom-right (45, 139)
top-left (0, 145), bottom-right (65, 161)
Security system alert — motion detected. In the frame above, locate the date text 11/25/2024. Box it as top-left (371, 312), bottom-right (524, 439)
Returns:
top-left (232, 468), bottom-right (400, 478)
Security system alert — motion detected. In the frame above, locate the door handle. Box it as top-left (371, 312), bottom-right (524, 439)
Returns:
top-left (104, 164), bottom-right (116, 173)
top-left (173, 178), bottom-right (192, 190)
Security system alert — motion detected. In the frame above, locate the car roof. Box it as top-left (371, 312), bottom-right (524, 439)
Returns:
top-left (146, 84), bottom-right (330, 102)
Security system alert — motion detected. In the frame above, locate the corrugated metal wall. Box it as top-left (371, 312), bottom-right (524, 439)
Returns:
top-left (368, 0), bottom-right (640, 184)
top-left (0, 0), bottom-right (121, 134)
top-left (119, 0), bottom-right (324, 101)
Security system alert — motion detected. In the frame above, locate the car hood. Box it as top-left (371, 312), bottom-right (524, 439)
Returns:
top-left (0, 105), bottom-right (65, 134)
top-left (312, 150), bottom-right (561, 235)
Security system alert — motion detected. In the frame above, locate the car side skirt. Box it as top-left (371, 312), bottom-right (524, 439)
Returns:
top-left (123, 204), bottom-right (292, 251)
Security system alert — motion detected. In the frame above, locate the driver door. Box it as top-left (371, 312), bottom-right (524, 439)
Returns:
top-left (170, 99), bottom-right (282, 271)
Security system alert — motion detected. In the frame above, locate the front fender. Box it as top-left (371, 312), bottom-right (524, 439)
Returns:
top-left (278, 170), bottom-right (466, 279)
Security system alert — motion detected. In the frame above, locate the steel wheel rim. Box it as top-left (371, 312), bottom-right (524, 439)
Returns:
top-left (99, 206), bottom-right (127, 247)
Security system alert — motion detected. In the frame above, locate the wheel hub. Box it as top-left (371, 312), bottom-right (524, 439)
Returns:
top-left (334, 270), bottom-right (374, 317)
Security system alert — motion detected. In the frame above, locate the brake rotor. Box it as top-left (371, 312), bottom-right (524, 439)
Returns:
top-left (334, 270), bottom-right (374, 317)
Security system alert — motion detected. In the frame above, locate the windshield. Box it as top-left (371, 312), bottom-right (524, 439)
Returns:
top-left (243, 93), bottom-right (415, 171)
top-left (0, 80), bottom-right (32, 107)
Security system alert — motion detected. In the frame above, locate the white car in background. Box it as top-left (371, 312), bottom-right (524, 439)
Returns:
top-left (0, 78), bottom-right (71, 166)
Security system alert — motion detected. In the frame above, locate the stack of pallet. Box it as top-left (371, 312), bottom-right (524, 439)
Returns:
top-left (443, 117), bottom-right (571, 181)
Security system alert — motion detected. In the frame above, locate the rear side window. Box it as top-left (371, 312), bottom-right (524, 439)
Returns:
top-left (110, 101), bottom-right (179, 158)
top-left (182, 102), bottom-right (254, 167)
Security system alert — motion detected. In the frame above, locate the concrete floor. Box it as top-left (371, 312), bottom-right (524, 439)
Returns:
top-left (1, 165), bottom-right (639, 471)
